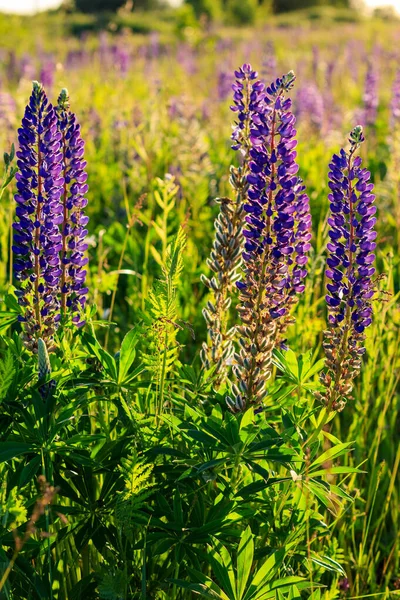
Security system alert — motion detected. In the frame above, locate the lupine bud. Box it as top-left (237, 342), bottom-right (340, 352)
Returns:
top-left (320, 126), bottom-right (376, 411)
top-left (56, 88), bottom-right (89, 327)
top-left (13, 81), bottom-right (64, 350)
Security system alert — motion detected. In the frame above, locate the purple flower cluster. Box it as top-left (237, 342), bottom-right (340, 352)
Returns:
top-left (226, 67), bottom-right (311, 413)
top-left (390, 70), bottom-right (400, 129)
top-left (13, 82), bottom-right (63, 348)
top-left (13, 82), bottom-right (89, 349)
top-left (320, 126), bottom-right (376, 411)
top-left (326, 126), bottom-right (376, 335)
top-left (57, 89), bottom-right (89, 327)
top-left (362, 61), bottom-right (379, 127)
top-left (295, 82), bottom-right (325, 133)
top-left (240, 70), bottom-right (311, 318)
top-left (231, 64), bottom-right (266, 157)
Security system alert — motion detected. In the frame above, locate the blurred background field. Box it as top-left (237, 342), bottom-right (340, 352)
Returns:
top-left (0, 0), bottom-right (400, 596)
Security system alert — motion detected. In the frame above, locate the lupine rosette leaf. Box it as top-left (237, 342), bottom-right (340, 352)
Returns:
top-left (13, 81), bottom-right (64, 350)
top-left (319, 126), bottom-right (376, 411)
top-left (57, 88), bottom-right (89, 327)
top-left (227, 71), bottom-right (312, 413)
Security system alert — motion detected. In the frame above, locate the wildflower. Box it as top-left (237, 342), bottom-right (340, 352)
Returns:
top-left (201, 64), bottom-right (265, 385)
top-left (319, 126), bottom-right (376, 411)
top-left (390, 70), bottom-right (400, 129)
top-left (56, 88), bottom-right (89, 327)
top-left (361, 61), bottom-right (379, 127)
top-left (227, 71), bottom-right (312, 413)
top-left (295, 82), bottom-right (325, 133)
top-left (13, 81), bottom-right (64, 350)
top-left (261, 42), bottom-right (277, 81)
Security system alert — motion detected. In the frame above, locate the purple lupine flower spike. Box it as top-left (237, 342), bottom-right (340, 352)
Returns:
top-left (319, 126), bottom-right (376, 411)
top-left (201, 64), bottom-right (264, 384)
top-left (13, 81), bottom-right (64, 351)
top-left (57, 88), bottom-right (89, 327)
top-left (231, 63), bottom-right (266, 155)
top-left (361, 61), bottom-right (379, 127)
top-left (227, 71), bottom-right (312, 413)
top-left (390, 70), bottom-right (400, 129)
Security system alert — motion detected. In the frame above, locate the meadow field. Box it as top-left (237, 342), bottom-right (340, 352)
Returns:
top-left (0, 6), bottom-right (399, 599)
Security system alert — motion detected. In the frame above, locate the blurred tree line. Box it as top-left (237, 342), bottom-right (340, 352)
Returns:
top-left (74, 0), bottom-right (351, 16)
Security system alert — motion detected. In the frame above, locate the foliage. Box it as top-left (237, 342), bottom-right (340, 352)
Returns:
top-left (75, 0), bottom-right (128, 13)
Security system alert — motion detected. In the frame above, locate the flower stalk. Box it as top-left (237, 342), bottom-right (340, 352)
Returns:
top-left (318, 126), bottom-right (376, 411)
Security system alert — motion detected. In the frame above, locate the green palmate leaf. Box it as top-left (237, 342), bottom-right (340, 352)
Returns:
top-left (256, 578), bottom-right (322, 599)
top-left (216, 542), bottom-right (237, 598)
top-left (0, 349), bottom-right (15, 402)
top-left (310, 442), bottom-right (353, 468)
top-left (170, 579), bottom-right (228, 600)
top-left (308, 553), bottom-right (346, 575)
top-left (243, 544), bottom-right (295, 600)
top-left (117, 326), bottom-right (140, 385)
top-left (309, 466), bottom-right (364, 477)
top-left (0, 443), bottom-right (34, 463)
top-left (186, 566), bottom-right (232, 600)
top-left (237, 526), bottom-right (254, 599)
top-left (81, 332), bottom-right (118, 381)
top-left (0, 312), bottom-right (19, 333)
top-left (207, 546), bottom-right (237, 600)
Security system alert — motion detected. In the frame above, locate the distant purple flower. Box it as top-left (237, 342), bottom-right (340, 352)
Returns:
top-left (325, 58), bottom-right (336, 89)
top-left (320, 126), bottom-right (376, 411)
top-left (40, 58), bottom-right (56, 90)
top-left (261, 42), bottom-right (277, 81)
top-left (0, 92), bottom-right (16, 142)
top-left (295, 82), bottom-right (325, 132)
top-left (312, 45), bottom-right (320, 80)
top-left (217, 67), bottom-right (232, 101)
top-left (19, 55), bottom-right (35, 83)
top-left (361, 61), bottom-right (379, 127)
top-left (57, 89), bottom-right (89, 327)
top-left (112, 42), bottom-right (131, 77)
top-left (13, 81), bottom-right (64, 349)
top-left (390, 70), bottom-right (400, 128)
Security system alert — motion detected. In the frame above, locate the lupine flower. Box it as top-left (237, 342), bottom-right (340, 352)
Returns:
top-left (39, 58), bottom-right (56, 90)
top-left (0, 91), bottom-right (16, 144)
top-left (13, 81), bottom-right (64, 350)
top-left (56, 88), bottom-right (89, 327)
top-left (312, 45), bottom-right (320, 80)
top-left (201, 64), bottom-right (264, 384)
top-left (319, 126), bottom-right (376, 411)
top-left (226, 71), bottom-right (312, 413)
top-left (231, 63), bottom-right (266, 155)
top-left (295, 82), bottom-right (325, 133)
top-left (261, 42), bottom-right (277, 81)
top-left (361, 61), bottom-right (379, 127)
top-left (390, 70), bottom-right (400, 129)
top-left (217, 67), bottom-right (232, 102)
